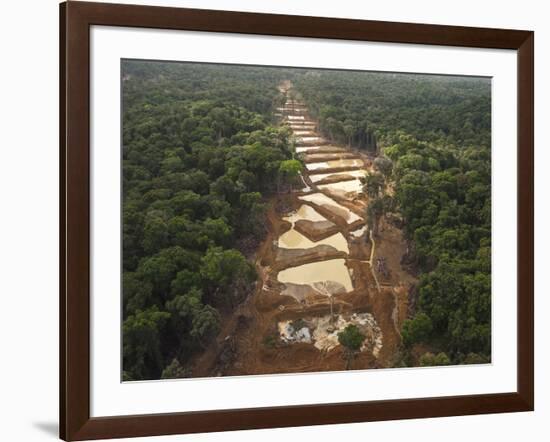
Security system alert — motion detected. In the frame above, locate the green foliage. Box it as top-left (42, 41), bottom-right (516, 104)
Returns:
top-left (362, 172), bottom-right (385, 198)
top-left (122, 61), bottom-right (293, 379)
top-left (292, 70), bottom-right (491, 365)
top-left (362, 169), bottom-right (394, 237)
top-left (338, 324), bottom-right (365, 352)
top-left (393, 139), bottom-right (491, 362)
top-left (463, 352), bottom-right (490, 365)
top-left (200, 247), bottom-right (255, 288)
top-left (278, 159), bottom-right (303, 191)
top-left (419, 352), bottom-right (451, 367)
top-left (390, 128), bottom-right (491, 364)
top-left (338, 325), bottom-right (365, 369)
top-left (122, 306), bottom-right (171, 380)
top-left (279, 159), bottom-right (302, 177)
top-left (123, 272), bottom-right (153, 317)
top-left (122, 62), bottom-right (493, 376)
top-left (373, 156), bottom-right (393, 180)
top-left (401, 313), bottom-right (433, 347)
top-left (418, 260), bottom-right (491, 355)
top-left (293, 71), bottom-right (490, 149)
top-left (190, 304), bottom-right (221, 345)
top-left (161, 358), bottom-right (190, 379)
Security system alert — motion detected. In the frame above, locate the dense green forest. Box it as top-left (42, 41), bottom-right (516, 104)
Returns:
top-left (293, 71), bottom-right (492, 365)
top-left (122, 62), bottom-right (492, 379)
top-left (293, 71), bottom-right (491, 151)
top-left (121, 61), bottom-right (297, 380)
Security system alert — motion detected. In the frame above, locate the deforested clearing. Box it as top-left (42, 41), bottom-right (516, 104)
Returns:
top-left (121, 61), bottom-right (492, 381)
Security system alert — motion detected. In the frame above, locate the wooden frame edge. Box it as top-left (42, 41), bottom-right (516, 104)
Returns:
top-left (516, 31), bottom-right (534, 411)
top-left (59, 2), bottom-right (67, 440)
top-left (60, 1), bottom-right (534, 440)
top-left (63, 0), bottom-right (532, 48)
top-left (68, 392), bottom-right (531, 441)
top-left (61, 1), bottom-right (92, 439)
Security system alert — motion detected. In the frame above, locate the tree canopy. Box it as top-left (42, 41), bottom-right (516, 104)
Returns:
top-left (292, 71), bottom-right (490, 151)
top-left (338, 324), bottom-right (366, 369)
top-left (122, 62), bottom-right (492, 376)
top-left (291, 70), bottom-right (491, 366)
top-left (121, 61), bottom-right (299, 380)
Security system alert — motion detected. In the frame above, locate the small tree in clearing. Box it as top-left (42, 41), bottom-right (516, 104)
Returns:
top-left (338, 324), bottom-right (365, 370)
top-left (278, 159), bottom-right (302, 193)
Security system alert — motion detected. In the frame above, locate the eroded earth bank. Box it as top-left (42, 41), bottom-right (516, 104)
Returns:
top-left (192, 82), bottom-right (417, 376)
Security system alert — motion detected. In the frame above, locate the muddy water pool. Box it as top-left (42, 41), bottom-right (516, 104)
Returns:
top-left (277, 259), bottom-right (353, 292)
top-left (318, 179), bottom-right (364, 195)
top-left (278, 205), bottom-right (348, 253)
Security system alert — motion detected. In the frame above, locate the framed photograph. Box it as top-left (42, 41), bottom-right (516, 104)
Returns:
top-left (60, 1), bottom-right (534, 440)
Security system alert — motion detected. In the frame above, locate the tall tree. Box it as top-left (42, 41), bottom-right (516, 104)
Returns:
top-left (362, 171), bottom-right (385, 198)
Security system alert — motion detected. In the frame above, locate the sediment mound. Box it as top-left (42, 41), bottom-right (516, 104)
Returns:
top-left (276, 311), bottom-right (383, 356)
top-left (303, 152), bottom-right (360, 163)
top-left (312, 171), bottom-right (365, 185)
top-left (294, 219), bottom-right (339, 241)
top-left (275, 244), bottom-right (345, 267)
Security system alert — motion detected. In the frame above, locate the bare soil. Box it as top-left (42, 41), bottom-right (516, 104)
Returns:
top-left (189, 85), bottom-right (416, 378)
